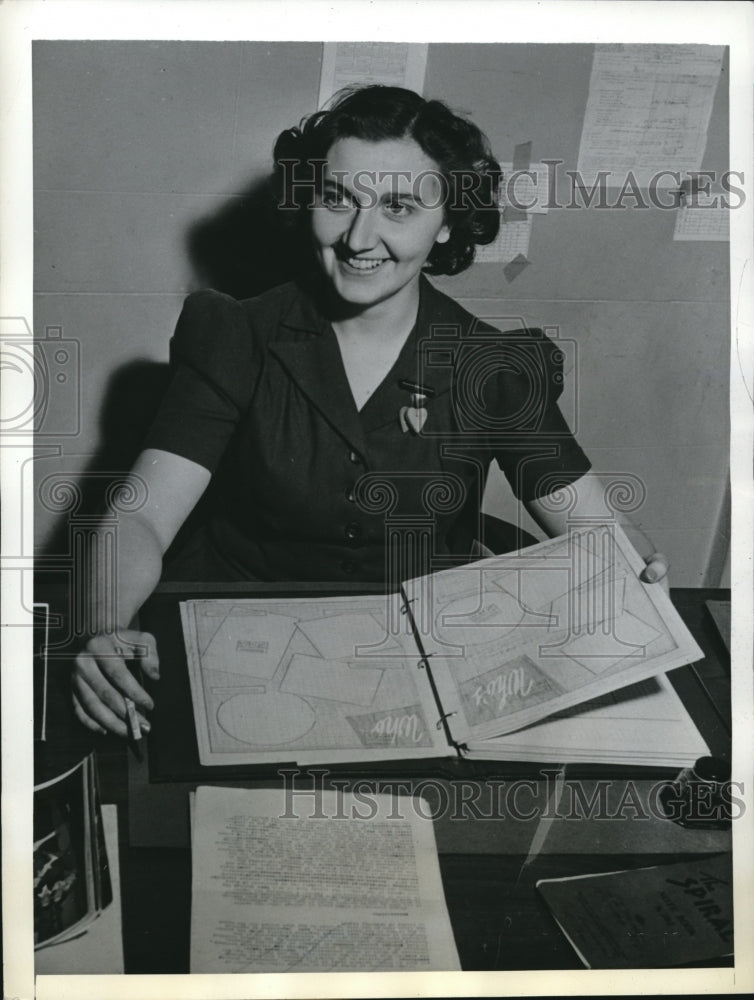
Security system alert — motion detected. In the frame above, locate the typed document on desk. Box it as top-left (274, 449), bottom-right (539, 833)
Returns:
top-left (190, 786), bottom-right (460, 972)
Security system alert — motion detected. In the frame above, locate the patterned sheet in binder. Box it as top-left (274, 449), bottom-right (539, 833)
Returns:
top-left (181, 524), bottom-right (706, 767)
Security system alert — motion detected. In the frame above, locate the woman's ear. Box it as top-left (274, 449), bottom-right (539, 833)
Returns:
top-left (436, 223), bottom-right (451, 245)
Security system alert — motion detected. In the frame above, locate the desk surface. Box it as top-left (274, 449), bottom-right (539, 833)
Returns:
top-left (35, 585), bottom-right (733, 973)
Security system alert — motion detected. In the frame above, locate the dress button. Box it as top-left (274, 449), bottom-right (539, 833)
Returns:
top-left (341, 559), bottom-right (357, 574)
top-left (345, 522), bottom-right (360, 543)
top-left (349, 450), bottom-right (361, 464)
top-left (345, 486), bottom-right (356, 503)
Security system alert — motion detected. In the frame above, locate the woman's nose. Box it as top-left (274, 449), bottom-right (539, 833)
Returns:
top-left (344, 206), bottom-right (378, 252)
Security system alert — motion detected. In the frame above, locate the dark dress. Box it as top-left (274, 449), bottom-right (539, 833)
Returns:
top-left (144, 275), bottom-right (591, 584)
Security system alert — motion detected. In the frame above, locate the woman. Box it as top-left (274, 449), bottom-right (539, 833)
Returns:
top-left (72, 85), bottom-right (668, 737)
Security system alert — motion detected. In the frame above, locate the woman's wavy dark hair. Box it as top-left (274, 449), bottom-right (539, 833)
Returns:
top-left (273, 85), bottom-right (501, 276)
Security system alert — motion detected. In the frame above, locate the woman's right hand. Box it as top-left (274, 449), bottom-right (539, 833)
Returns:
top-left (72, 630), bottom-right (160, 738)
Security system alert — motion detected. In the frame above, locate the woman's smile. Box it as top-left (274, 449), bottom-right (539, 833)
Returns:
top-left (338, 253), bottom-right (393, 277)
top-left (311, 136), bottom-right (450, 316)
top-left (342, 256), bottom-right (389, 272)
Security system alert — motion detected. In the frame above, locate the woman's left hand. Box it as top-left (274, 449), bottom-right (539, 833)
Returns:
top-left (640, 552), bottom-right (670, 593)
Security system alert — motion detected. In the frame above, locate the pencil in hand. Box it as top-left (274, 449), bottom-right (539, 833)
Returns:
top-left (123, 695), bottom-right (145, 761)
top-left (114, 642), bottom-right (151, 750)
top-left (124, 696), bottom-right (143, 743)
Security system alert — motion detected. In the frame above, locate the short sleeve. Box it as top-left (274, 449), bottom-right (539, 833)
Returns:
top-left (482, 327), bottom-right (592, 502)
top-left (143, 289), bottom-right (260, 473)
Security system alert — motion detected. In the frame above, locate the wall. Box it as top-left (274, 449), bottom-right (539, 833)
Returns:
top-left (33, 41), bottom-right (730, 585)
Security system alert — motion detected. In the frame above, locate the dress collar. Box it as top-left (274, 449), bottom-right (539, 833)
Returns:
top-left (269, 274), bottom-right (472, 445)
top-left (358, 275), bottom-right (464, 431)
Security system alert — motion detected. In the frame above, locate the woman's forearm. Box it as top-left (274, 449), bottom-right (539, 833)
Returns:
top-left (525, 472), bottom-right (669, 586)
top-left (73, 450), bottom-right (211, 735)
top-left (82, 451), bottom-right (211, 635)
top-left (525, 472), bottom-right (665, 558)
top-left (85, 511), bottom-right (165, 635)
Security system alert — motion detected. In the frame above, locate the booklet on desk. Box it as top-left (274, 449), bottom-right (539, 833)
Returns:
top-left (536, 852), bottom-right (733, 968)
top-left (180, 524), bottom-right (707, 768)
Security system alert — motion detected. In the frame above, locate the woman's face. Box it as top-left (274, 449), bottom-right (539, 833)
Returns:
top-left (311, 136), bottom-right (450, 313)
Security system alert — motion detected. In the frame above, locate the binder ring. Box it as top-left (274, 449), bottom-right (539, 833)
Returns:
top-left (436, 711), bottom-right (457, 730)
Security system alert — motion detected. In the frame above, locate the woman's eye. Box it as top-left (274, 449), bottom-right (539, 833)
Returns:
top-left (321, 192), bottom-right (351, 211)
top-left (384, 200), bottom-right (410, 217)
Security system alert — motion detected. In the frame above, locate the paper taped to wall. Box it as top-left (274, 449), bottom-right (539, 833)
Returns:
top-left (473, 157), bottom-right (550, 264)
top-left (474, 216), bottom-right (532, 264)
top-left (318, 42), bottom-right (429, 108)
top-left (499, 161), bottom-right (550, 215)
top-left (577, 44), bottom-right (725, 188)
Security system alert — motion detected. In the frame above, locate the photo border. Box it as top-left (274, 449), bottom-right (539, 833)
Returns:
top-left (2, 2), bottom-right (752, 998)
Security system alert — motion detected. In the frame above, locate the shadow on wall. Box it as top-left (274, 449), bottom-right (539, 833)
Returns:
top-left (40, 358), bottom-right (172, 559)
top-left (40, 174), bottom-right (301, 560)
top-left (187, 174), bottom-right (307, 300)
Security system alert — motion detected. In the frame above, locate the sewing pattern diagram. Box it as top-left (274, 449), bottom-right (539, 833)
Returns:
top-left (181, 594), bottom-right (447, 766)
top-left (406, 524), bottom-right (695, 742)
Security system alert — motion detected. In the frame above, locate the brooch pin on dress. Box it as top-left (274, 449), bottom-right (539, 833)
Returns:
top-left (398, 379), bottom-right (435, 435)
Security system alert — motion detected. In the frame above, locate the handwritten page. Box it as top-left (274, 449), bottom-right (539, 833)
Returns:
top-left (318, 42), bottom-right (428, 108)
top-left (181, 593), bottom-right (446, 766)
top-left (190, 786), bottom-right (460, 973)
top-left (577, 44), bottom-right (725, 188)
top-left (537, 853), bottom-right (732, 968)
top-left (403, 523), bottom-right (704, 742)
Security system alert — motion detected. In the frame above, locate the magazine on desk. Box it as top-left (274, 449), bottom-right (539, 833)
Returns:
top-left (180, 523), bottom-right (708, 768)
top-left (33, 754), bottom-right (113, 949)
